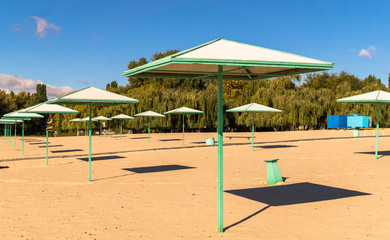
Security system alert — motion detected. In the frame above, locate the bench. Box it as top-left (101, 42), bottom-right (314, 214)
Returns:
top-left (225, 136), bottom-right (255, 143)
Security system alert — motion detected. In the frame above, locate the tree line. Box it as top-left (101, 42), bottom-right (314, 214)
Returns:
top-left (2, 50), bottom-right (390, 136)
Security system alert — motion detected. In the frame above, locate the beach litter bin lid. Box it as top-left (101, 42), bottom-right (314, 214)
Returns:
top-left (206, 137), bottom-right (215, 145)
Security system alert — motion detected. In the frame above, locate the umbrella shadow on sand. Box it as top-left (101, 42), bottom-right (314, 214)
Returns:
top-left (122, 164), bottom-right (195, 174)
top-left (224, 182), bottom-right (370, 232)
top-left (77, 155), bottom-right (126, 162)
top-left (159, 139), bottom-right (182, 142)
top-left (355, 151), bottom-right (390, 159)
top-left (255, 144), bottom-right (297, 149)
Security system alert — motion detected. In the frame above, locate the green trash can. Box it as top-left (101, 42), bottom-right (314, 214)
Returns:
top-left (353, 130), bottom-right (359, 137)
top-left (206, 137), bottom-right (215, 145)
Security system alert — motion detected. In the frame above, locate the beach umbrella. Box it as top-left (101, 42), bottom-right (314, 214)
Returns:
top-left (226, 103), bottom-right (282, 151)
top-left (110, 114), bottom-right (135, 138)
top-left (47, 86), bottom-right (138, 181)
top-left (92, 116), bottom-right (112, 136)
top-left (3, 111), bottom-right (43, 155)
top-left (134, 111), bottom-right (165, 142)
top-left (123, 38), bottom-right (334, 232)
top-left (337, 90), bottom-right (390, 159)
top-left (21, 103), bottom-right (78, 166)
top-left (164, 107), bottom-right (203, 145)
top-left (70, 118), bottom-right (81, 136)
top-left (0, 119), bottom-right (22, 148)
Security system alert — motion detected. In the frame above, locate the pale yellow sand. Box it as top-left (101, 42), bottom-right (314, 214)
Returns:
top-left (1, 129), bottom-right (389, 239)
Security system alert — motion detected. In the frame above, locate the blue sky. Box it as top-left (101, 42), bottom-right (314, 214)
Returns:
top-left (1, 0), bottom-right (389, 97)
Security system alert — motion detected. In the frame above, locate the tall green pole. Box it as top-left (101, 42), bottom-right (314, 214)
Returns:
top-left (46, 127), bottom-right (49, 166)
top-left (375, 103), bottom-right (380, 160)
top-left (88, 105), bottom-right (92, 181)
top-left (22, 120), bottom-right (24, 155)
top-left (252, 112), bottom-right (254, 152)
top-left (100, 122), bottom-right (102, 137)
top-left (148, 116), bottom-right (150, 142)
top-left (9, 124), bottom-right (12, 146)
top-left (4, 124), bottom-right (6, 140)
top-left (217, 65), bottom-right (223, 232)
top-left (14, 122), bottom-right (17, 150)
top-left (120, 119), bottom-right (122, 139)
top-left (182, 114), bottom-right (185, 146)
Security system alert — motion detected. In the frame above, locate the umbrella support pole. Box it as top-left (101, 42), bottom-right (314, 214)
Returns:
top-left (217, 65), bottom-right (223, 232)
top-left (375, 103), bottom-right (380, 159)
top-left (120, 119), bottom-right (122, 139)
top-left (14, 122), bottom-right (16, 150)
top-left (4, 124), bottom-right (6, 141)
top-left (46, 128), bottom-right (49, 166)
top-left (182, 114), bottom-right (185, 146)
top-left (77, 123), bottom-right (79, 136)
top-left (88, 105), bottom-right (92, 181)
top-left (9, 124), bottom-right (12, 146)
top-left (252, 112), bottom-right (254, 151)
top-left (100, 122), bottom-right (102, 137)
top-left (22, 121), bottom-right (24, 155)
top-left (148, 117), bottom-right (150, 142)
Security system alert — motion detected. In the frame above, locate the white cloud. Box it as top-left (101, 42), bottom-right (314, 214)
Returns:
top-left (0, 73), bottom-right (74, 98)
top-left (359, 45), bottom-right (376, 59)
top-left (31, 16), bottom-right (61, 38)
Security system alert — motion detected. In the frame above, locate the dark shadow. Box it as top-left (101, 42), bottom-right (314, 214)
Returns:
top-left (77, 155), bottom-right (126, 162)
top-left (93, 173), bottom-right (135, 182)
top-left (226, 182), bottom-right (370, 206)
top-left (191, 141), bottom-right (206, 144)
top-left (256, 144), bottom-right (297, 149)
top-left (224, 205), bottom-right (271, 232)
top-left (131, 137), bottom-right (149, 139)
top-left (122, 164), bottom-right (195, 174)
top-left (159, 139), bottom-right (182, 142)
top-left (224, 182), bottom-right (370, 232)
top-left (29, 142), bottom-right (49, 145)
top-left (51, 149), bottom-right (84, 153)
top-left (21, 139), bottom-right (41, 142)
top-left (38, 145), bottom-right (63, 148)
top-left (0, 166), bottom-right (9, 169)
top-left (355, 151), bottom-right (390, 158)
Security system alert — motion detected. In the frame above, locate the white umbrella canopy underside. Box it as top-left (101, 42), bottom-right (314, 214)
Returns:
top-left (80, 117), bottom-right (98, 121)
top-left (3, 111), bottom-right (44, 119)
top-left (123, 39), bottom-right (334, 81)
top-left (164, 107), bottom-right (203, 115)
top-left (21, 103), bottom-right (78, 114)
top-left (111, 114), bottom-right (135, 119)
top-left (70, 118), bottom-right (82, 122)
top-left (134, 111), bottom-right (165, 117)
top-left (337, 90), bottom-right (390, 104)
top-left (92, 116), bottom-right (112, 121)
top-left (226, 103), bottom-right (282, 113)
top-left (47, 86), bottom-right (139, 105)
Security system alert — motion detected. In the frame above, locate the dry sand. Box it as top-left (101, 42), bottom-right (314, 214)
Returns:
top-left (1, 129), bottom-right (390, 239)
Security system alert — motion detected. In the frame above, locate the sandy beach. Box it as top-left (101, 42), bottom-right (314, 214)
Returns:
top-left (1, 129), bottom-right (389, 239)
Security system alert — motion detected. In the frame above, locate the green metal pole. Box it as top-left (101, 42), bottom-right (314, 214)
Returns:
top-left (252, 112), bottom-right (254, 152)
top-left (100, 122), bottom-right (102, 137)
top-left (120, 119), bottom-right (122, 139)
top-left (88, 105), bottom-right (92, 181)
top-left (217, 65), bottom-right (224, 232)
top-left (182, 114), bottom-right (185, 146)
top-left (46, 127), bottom-right (49, 166)
top-left (22, 120), bottom-right (24, 155)
top-left (14, 122), bottom-right (17, 150)
top-left (9, 124), bottom-right (12, 146)
top-left (148, 117), bottom-right (150, 143)
top-left (4, 124), bottom-right (6, 140)
top-left (375, 103), bottom-right (380, 160)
